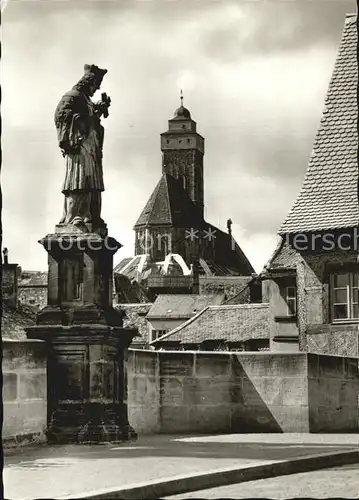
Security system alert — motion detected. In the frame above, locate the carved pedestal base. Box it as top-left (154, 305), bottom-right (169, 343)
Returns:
top-left (78, 420), bottom-right (137, 445)
top-left (47, 405), bottom-right (137, 445)
top-left (46, 408), bottom-right (137, 445)
top-left (27, 325), bottom-right (138, 444)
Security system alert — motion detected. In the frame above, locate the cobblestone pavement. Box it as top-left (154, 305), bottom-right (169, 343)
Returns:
top-left (166, 464), bottom-right (359, 499)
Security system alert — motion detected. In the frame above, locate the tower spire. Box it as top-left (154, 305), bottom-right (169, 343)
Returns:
top-left (180, 89), bottom-right (183, 107)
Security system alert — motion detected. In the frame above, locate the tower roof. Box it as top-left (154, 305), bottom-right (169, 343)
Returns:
top-left (173, 105), bottom-right (191, 120)
top-left (134, 173), bottom-right (202, 228)
top-left (172, 90), bottom-right (192, 120)
top-left (279, 15), bottom-right (358, 235)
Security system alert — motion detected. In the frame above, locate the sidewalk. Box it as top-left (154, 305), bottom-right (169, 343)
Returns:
top-left (163, 463), bottom-right (359, 499)
top-left (4, 434), bottom-right (359, 500)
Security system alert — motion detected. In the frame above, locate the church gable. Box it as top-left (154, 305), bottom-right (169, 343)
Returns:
top-left (134, 173), bottom-right (202, 229)
top-left (134, 176), bottom-right (171, 228)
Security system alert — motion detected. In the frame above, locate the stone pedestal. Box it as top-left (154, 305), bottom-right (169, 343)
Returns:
top-left (26, 224), bottom-right (138, 444)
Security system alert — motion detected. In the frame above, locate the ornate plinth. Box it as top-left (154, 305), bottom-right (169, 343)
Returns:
top-left (26, 224), bottom-right (139, 444)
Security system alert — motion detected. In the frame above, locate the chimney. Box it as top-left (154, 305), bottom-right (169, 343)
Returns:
top-left (227, 219), bottom-right (236, 252)
top-left (2, 248), bottom-right (20, 308)
top-left (227, 218), bottom-right (232, 237)
top-left (3, 247), bottom-right (9, 264)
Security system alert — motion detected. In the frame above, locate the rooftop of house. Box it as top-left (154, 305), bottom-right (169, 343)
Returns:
top-left (114, 255), bottom-right (148, 281)
top-left (222, 278), bottom-right (256, 305)
top-left (262, 238), bottom-right (299, 275)
top-left (147, 293), bottom-right (224, 319)
top-left (2, 303), bottom-right (36, 340)
top-left (279, 14), bottom-right (358, 234)
top-left (204, 224), bottom-right (255, 274)
top-left (114, 257), bottom-right (133, 274)
top-left (152, 303), bottom-right (269, 345)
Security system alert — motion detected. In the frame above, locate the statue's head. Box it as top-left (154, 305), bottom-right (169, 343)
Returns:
top-left (73, 64), bottom-right (108, 97)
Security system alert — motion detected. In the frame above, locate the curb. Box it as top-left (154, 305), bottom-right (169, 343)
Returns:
top-left (58, 448), bottom-right (359, 500)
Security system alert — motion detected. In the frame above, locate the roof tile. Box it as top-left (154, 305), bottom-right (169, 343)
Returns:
top-left (279, 16), bottom-right (358, 234)
top-left (2, 304), bottom-right (36, 340)
top-left (153, 303), bottom-right (269, 344)
top-left (147, 294), bottom-right (223, 319)
top-left (134, 174), bottom-right (202, 228)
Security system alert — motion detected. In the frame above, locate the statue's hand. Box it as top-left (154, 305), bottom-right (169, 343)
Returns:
top-left (95, 93), bottom-right (111, 118)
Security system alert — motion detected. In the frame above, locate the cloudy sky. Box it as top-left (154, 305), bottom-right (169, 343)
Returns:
top-left (2, 0), bottom-right (356, 273)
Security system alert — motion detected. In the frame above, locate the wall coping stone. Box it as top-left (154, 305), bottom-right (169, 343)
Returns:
top-left (3, 338), bottom-right (45, 344)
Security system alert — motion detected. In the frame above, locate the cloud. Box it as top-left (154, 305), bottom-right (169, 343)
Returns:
top-left (195, 1), bottom-right (354, 62)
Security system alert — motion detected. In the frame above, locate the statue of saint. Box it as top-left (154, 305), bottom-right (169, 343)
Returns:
top-left (54, 64), bottom-right (111, 227)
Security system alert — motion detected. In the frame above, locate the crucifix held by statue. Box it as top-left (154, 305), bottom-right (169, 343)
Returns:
top-left (54, 64), bottom-right (111, 228)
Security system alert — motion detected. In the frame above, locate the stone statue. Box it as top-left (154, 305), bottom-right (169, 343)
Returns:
top-left (54, 64), bottom-right (111, 227)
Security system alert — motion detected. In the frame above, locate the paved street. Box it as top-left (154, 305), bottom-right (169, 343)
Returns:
top-left (4, 434), bottom-right (359, 499)
top-left (165, 463), bottom-right (359, 499)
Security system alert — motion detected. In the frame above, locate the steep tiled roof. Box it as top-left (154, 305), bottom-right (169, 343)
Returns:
top-left (222, 279), bottom-right (253, 305)
top-left (114, 256), bottom-right (148, 282)
top-left (134, 174), bottom-right (202, 228)
top-left (206, 224), bottom-right (255, 275)
top-left (199, 276), bottom-right (255, 304)
top-left (1, 303), bottom-right (36, 340)
top-left (279, 15), bottom-right (358, 234)
top-left (147, 294), bottom-right (223, 319)
top-left (263, 238), bottom-right (299, 273)
top-left (152, 303), bottom-right (269, 344)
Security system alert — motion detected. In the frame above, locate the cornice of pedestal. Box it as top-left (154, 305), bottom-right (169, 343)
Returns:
top-left (55, 221), bottom-right (108, 237)
top-left (25, 323), bottom-right (138, 347)
top-left (38, 233), bottom-right (122, 254)
top-left (32, 304), bottom-right (134, 327)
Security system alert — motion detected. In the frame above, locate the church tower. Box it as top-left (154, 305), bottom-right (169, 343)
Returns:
top-left (160, 93), bottom-right (205, 219)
